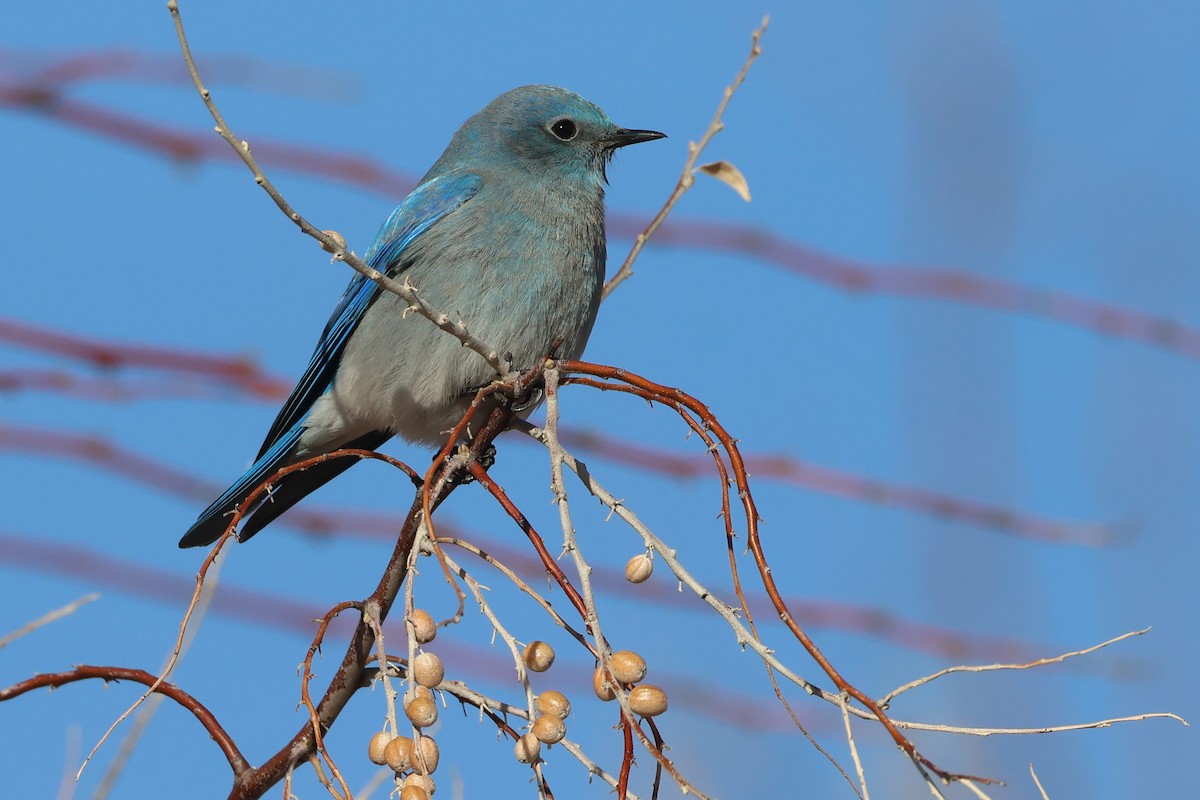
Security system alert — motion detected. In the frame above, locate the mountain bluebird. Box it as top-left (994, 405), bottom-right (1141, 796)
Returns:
top-left (179, 85), bottom-right (664, 547)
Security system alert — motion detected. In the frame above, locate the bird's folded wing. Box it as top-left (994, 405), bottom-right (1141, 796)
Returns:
top-left (254, 171), bottom-right (483, 459)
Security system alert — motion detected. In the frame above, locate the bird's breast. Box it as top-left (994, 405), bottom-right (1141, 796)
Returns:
top-left (327, 182), bottom-right (607, 444)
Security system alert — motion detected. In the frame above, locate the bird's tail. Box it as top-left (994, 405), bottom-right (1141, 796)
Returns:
top-left (178, 429), bottom-right (390, 548)
top-left (178, 426), bottom-right (305, 548)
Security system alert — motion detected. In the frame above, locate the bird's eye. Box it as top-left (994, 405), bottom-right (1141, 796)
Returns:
top-left (549, 118), bottom-right (578, 141)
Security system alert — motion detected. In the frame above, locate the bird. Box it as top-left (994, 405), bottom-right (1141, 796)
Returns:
top-left (179, 85), bottom-right (665, 548)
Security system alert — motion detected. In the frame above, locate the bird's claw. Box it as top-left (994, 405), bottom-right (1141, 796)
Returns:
top-left (444, 443), bottom-right (496, 485)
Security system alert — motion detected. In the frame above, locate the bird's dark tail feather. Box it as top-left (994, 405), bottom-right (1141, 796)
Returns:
top-left (178, 429), bottom-right (388, 548)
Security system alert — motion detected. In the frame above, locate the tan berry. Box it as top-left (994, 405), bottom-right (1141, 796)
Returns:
top-left (410, 735), bottom-right (440, 775)
top-left (368, 731), bottom-right (391, 765)
top-left (609, 651), bottom-right (647, 684)
top-left (413, 652), bottom-right (445, 688)
top-left (402, 773), bottom-right (436, 796)
top-left (522, 640), bottom-right (555, 672)
top-left (405, 696), bottom-right (438, 728)
top-left (410, 608), bottom-right (437, 644)
top-left (514, 732), bottom-right (541, 763)
top-left (404, 685), bottom-right (433, 704)
top-left (628, 685), bottom-right (668, 717)
top-left (383, 735), bottom-right (413, 772)
top-left (532, 714), bottom-right (566, 745)
top-left (399, 786), bottom-right (429, 800)
top-left (624, 553), bottom-right (653, 583)
top-left (535, 690), bottom-right (571, 720)
top-left (592, 665), bottom-right (617, 701)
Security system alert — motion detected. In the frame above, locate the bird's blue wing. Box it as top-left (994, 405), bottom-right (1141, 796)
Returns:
top-left (254, 171), bottom-right (482, 459)
top-left (180, 172), bottom-right (481, 547)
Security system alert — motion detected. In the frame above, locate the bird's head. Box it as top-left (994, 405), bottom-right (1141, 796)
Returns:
top-left (440, 85), bottom-right (665, 185)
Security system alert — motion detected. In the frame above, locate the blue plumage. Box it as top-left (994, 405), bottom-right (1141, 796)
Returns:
top-left (180, 86), bottom-right (663, 547)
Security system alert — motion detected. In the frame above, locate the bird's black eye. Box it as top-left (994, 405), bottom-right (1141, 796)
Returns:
top-left (549, 118), bottom-right (578, 141)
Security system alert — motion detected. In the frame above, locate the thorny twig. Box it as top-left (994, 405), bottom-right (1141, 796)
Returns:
top-left (602, 16), bottom-right (768, 299)
top-left (167, 0), bottom-right (513, 380)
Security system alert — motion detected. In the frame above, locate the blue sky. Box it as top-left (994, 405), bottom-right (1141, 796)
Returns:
top-left (3, 2), bottom-right (1198, 798)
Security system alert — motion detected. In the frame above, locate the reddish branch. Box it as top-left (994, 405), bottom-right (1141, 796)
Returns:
top-left (0, 81), bottom-right (408, 195)
top-left (0, 312), bottom-right (1119, 543)
top-left (641, 217), bottom-right (1200, 359)
top-left (221, 404), bottom-right (512, 800)
top-left (0, 318), bottom-right (288, 398)
top-left (0, 665), bottom-right (247, 775)
top-left (1, 529), bottom-right (1083, 709)
top-left (299, 601), bottom-right (363, 798)
top-left (0, 423), bottom-right (1095, 663)
top-left (555, 428), bottom-right (1123, 546)
top-left (5, 64), bottom-right (1200, 359)
top-left (5, 47), bottom-right (354, 98)
top-left (618, 708), bottom-right (634, 800)
top-left (0, 343), bottom-right (1119, 545)
top-left (468, 461), bottom-right (589, 624)
top-left (0, 369), bottom-right (240, 402)
top-left (559, 359), bottom-right (998, 787)
top-left (0, 404), bottom-right (516, 797)
top-left (0, 422), bottom-right (417, 540)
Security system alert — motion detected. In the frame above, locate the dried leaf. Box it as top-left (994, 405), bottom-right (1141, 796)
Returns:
top-left (697, 161), bottom-right (751, 202)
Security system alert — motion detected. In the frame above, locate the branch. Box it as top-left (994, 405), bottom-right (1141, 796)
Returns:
top-left (880, 628), bottom-right (1155, 708)
top-left (226, 404), bottom-right (513, 800)
top-left (602, 16), bottom-right (768, 299)
top-left (557, 360), bottom-right (995, 785)
top-left (552, 427), bottom-right (1125, 546)
top-left (0, 593), bottom-right (99, 650)
top-left (0, 317), bottom-right (287, 396)
top-left (0, 666), bottom-right (247, 775)
top-left (166, 0), bottom-right (512, 380)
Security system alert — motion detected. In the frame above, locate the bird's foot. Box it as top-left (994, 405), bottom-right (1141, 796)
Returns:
top-left (474, 442), bottom-right (497, 472)
top-left (508, 386), bottom-right (543, 413)
top-left (437, 442), bottom-right (497, 486)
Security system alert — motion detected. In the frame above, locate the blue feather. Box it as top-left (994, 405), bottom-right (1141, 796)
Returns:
top-left (254, 172), bottom-right (481, 460)
top-left (180, 173), bottom-right (480, 547)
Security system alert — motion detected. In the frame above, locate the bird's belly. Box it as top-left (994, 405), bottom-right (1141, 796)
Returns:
top-left (310, 252), bottom-right (601, 447)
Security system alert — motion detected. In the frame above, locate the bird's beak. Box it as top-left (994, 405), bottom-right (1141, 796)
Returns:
top-left (604, 128), bottom-right (667, 149)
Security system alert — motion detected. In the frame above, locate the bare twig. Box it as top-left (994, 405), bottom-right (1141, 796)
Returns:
top-left (436, 536), bottom-right (592, 653)
top-left (541, 364), bottom-right (711, 800)
top-left (94, 548), bottom-right (227, 798)
top-left (437, 548), bottom-right (539, 750)
top-left (0, 593), bottom-right (99, 649)
top-left (1029, 763), bottom-right (1051, 800)
top-left (300, 601), bottom-right (363, 800)
top-left (165, 0), bottom-right (512, 380)
top-left (602, 16), bottom-right (768, 299)
top-left (558, 361), bottom-right (1000, 785)
top-left (880, 629), bottom-right (1152, 708)
top-left (542, 362), bottom-right (1186, 785)
top-left (75, 517), bottom-right (233, 779)
top-left (226, 404), bottom-right (513, 799)
top-left (838, 691), bottom-right (870, 800)
top-left (531, 414), bottom-right (1170, 749)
